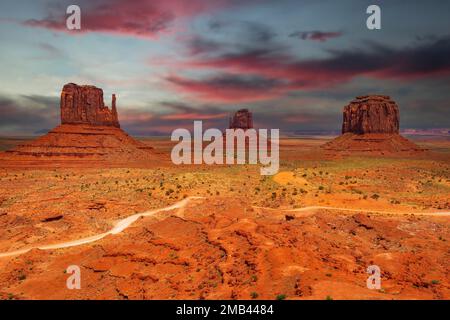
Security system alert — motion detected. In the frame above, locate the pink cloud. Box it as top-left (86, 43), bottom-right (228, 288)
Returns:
top-left (185, 52), bottom-right (360, 89)
top-left (23, 0), bottom-right (230, 38)
top-left (179, 35), bottom-right (450, 95)
top-left (166, 74), bottom-right (287, 103)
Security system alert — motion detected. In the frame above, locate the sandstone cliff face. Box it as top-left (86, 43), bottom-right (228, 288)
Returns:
top-left (342, 95), bottom-right (399, 134)
top-left (0, 83), bottom-right (163, 166)
top-left (229, 109), bottom-right (253, 130)
top-left (60, 83), bottom-right (120, 127)
top-left (323, 95), bottom-right (423, 154)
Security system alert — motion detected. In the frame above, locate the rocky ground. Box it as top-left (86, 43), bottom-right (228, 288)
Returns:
top-left (0, 136), bottom-right (448, 300)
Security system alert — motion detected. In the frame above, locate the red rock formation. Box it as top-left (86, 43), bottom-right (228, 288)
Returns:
top-left (60, 83), bottom-right (120, 127)
top-left (323, 95), bottom-right (424, 154)
top-left (342, 95), bottom-right (399, 134)
top-left (0, 83), bottom-right (162, 167)
top-left (229, 109), bottom-right (253, 130)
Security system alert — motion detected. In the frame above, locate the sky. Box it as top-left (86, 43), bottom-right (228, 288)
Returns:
top-left (0, 0), bottom-right (449, 136)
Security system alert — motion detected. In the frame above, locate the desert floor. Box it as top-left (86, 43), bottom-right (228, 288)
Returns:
top-left (0, 136), bottom-right (448, 300)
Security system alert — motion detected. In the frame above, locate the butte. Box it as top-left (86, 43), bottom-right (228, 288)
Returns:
top-left (228, 108), bottom-right (253, 130)
top-left (223, 108), bottom-right (255, 140)
top-left (0, 83), bottom-right (161, 168)
top-left (224, 108), bottom-right (273, 153)
top-left (322, 95), bottom-right (424, 155)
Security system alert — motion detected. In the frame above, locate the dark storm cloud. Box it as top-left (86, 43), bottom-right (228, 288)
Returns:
top-left (396, 96), bottom-right (450, 129)
top-left (164, 30), bottom-right (450, 131)
top-left (184, 35), bottom-right (450, 92)
top-left (376, 37), bottom-right (450, 77)
top-left (186, 36), bottom-right (223, 55)
top-left (241, 21), bottom-right (277, 43)
top-left (22, 94), bottom-right (60, 107)
top-left (319, 37), bottom-right (450, 78)
top-left (0, 94), bottom-right (59, 134)
top-left (206, 19), bottom-right (277, 44)
top-left (289, 30), bottom-right (342, 42)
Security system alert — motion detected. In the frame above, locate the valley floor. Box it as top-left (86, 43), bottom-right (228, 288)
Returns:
top-left (0, 136), bottom-right (448, 299)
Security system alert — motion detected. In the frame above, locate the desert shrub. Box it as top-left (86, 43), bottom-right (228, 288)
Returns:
top-left (250, 292), bottom-right (259, 299)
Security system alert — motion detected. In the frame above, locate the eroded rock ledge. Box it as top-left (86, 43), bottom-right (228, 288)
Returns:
top-left (342, 95), bottom-right (399, 134)
top-left (61, 83), bottom-right (120, 128)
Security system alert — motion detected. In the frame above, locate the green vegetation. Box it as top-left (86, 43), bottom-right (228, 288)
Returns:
top-left (276, 294), bottom-right (287, 300)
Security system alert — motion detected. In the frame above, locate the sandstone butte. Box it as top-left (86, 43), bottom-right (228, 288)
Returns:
top-left (0, 83), bottom-right (160, 167)
top-left (225, 109), bottom-right (266, 150)
top-left (229, 109), bottom-right (253, 130)
top-left (323, 95), bottom-right (424, 154)
top-left (60, 83), bottom-right (120, 128)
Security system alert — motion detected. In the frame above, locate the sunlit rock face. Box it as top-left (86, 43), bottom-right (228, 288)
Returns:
top-left (0, 83), bottom-right (160, 165)
top-left (342, 95), bottom-right (399, 135)
top-left (322, 95), bottom-right (424, 154)
top-left (60, 83), bottom-right (120, 128)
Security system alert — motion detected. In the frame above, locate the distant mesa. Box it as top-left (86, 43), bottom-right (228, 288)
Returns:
top-left (0, 83), bottom-right (159, 167)
top-left (323, 95), bottom-right (425, 154)
top-left (229, 109), bottom-right (253, 130)
top-left (225, 108), bottom-right (262, 149)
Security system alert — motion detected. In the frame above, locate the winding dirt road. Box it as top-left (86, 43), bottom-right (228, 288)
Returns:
top-left (0, 198), bottom-right (448, 259)
top-left (257, 205), bottom-right (450, 216)
top-left (0, 196), bottom-right (203, 259)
